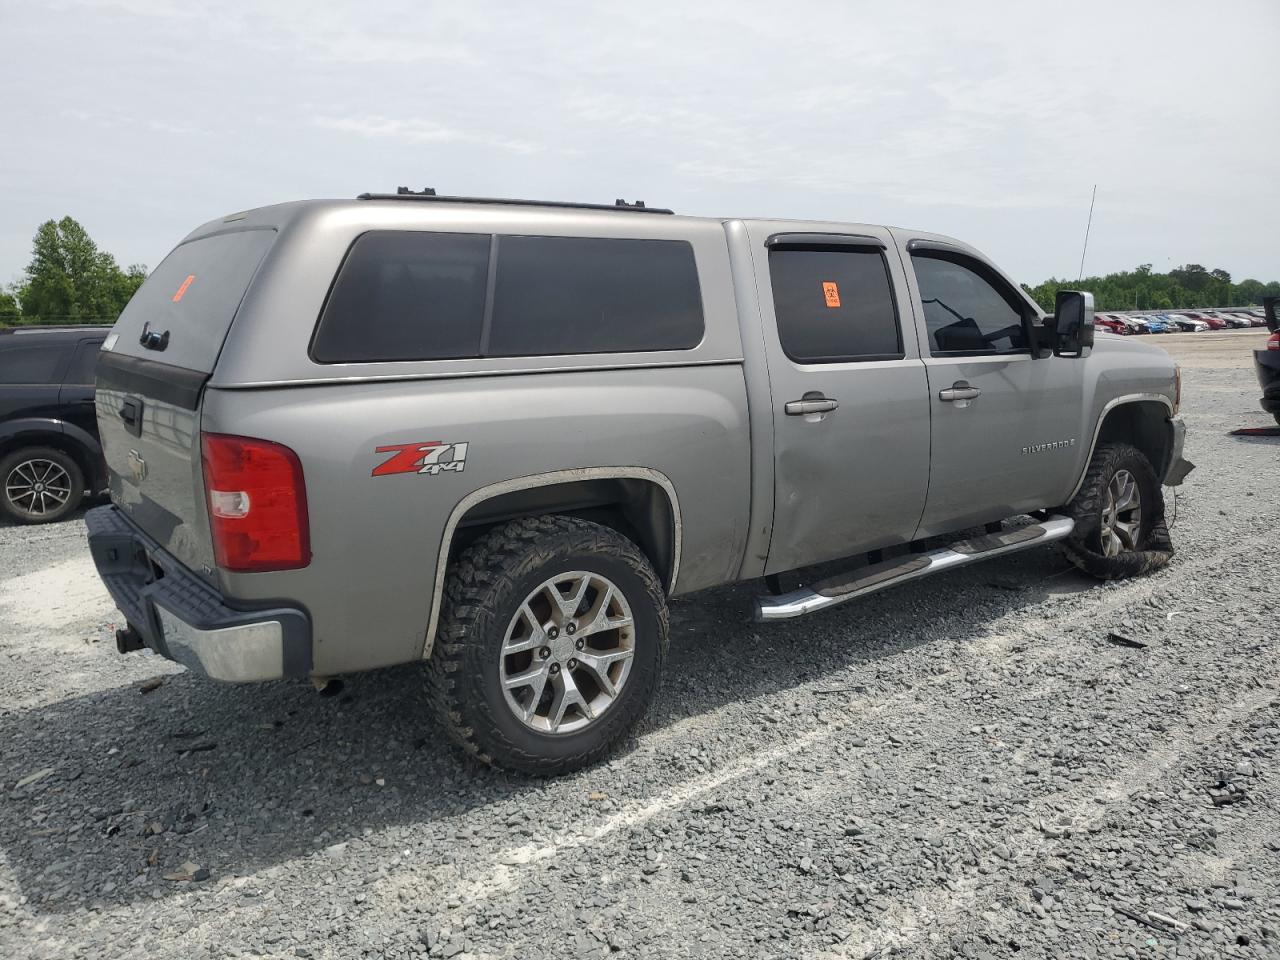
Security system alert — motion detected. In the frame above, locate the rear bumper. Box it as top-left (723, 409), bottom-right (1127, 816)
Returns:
top-left (85, 505), bottom-right (311, 682)
top-left (1255, 350), bottom-right (1280, 413)
top-left (1164, 416), bottom-right (1194, 487)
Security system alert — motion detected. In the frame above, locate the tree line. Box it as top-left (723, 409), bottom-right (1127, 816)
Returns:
top-left (1022, 263), bottom-right (1280, 314)
top-left (1, 217), bottom-right (1276, 325)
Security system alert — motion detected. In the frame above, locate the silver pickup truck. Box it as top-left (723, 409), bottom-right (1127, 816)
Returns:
top-left (86, 191), bottom-right (1193, 773)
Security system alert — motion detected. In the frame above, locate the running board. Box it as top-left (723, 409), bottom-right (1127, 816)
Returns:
top-left (753, 516), bottom-right (1075, 622)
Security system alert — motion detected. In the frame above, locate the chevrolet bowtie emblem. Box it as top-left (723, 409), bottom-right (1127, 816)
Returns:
top-left (128, 449), bottom-right (147, 483)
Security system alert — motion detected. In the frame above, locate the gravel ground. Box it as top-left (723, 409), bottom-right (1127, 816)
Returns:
top-left (2, 331), bottom-right (1278, 960)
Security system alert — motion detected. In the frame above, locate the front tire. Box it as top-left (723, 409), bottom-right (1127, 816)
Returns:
top-left (0, 447), bottom-right (84, 525)
top-left (1060, 442), bottom-right (1172, 580)
top-left (426, 515), bottom-right (669, 775)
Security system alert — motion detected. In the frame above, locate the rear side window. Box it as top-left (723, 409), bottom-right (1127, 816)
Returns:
top-left (912, 254), bottom-right (1028, 355)
top-left (0, 341), bottom-right (70, 384)
top-left (312, 232), bottom-right (490, 363)
top-left (109, 229), bottom-right (276, 374)
top-left (487, 236), bottom-right (703, 357)
top-left (64, 339), bottom-right (104, 384)
top-left (768, 247), bottom-right (902, 363)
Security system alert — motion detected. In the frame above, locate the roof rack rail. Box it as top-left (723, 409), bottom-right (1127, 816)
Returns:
top-left (356, 188), bottom-right (673, 215)
top-left (0, 323), bottom-right (111, 335)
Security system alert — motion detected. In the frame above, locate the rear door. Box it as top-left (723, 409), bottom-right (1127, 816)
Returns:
top-left (96, 228), bottom-right (275, 578)
top-left (0, 335), bottom-right (72, 424)
top-left (58, 336), bottom-right (104, 438)
top-left (899, 241), bottom-right (1084, 537)
top-left (751, 227), bottom-right (931, 574)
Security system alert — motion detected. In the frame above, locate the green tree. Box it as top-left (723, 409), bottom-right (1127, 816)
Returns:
top-left (0, 287), bottom-right (19, 320)
top-left (16, 217), bottom-right (146, 325)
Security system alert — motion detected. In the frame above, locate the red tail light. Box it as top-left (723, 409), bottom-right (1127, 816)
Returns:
top-left (200, 433), bottom-right (310, 572)
top-left (1268, 333), bottom-right (1280, 351)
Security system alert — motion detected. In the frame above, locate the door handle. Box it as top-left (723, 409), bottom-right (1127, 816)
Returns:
top-left (938, 381), bottom-right (981, 403)
top-left (784, 397), bottom-right (839, 416)
top-left (119, 397), bottom-right (143, 437)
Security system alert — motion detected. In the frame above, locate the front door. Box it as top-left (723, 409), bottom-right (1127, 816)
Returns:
top-left (900, 243), bottom-right (1085, 537)
top-left (754, 228), bottom-right (931, 575)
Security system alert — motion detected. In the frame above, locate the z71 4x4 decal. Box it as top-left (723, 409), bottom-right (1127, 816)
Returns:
top-left (372, 442), bottom-right (469, 477)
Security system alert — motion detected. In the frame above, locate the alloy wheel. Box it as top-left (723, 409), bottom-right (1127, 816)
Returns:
top-left (1100, 469), bottom-right (1142, 557)
top-left (4, 458), bottom-right (72, 519)
top-left (499, 571), bottom-right (636, 735)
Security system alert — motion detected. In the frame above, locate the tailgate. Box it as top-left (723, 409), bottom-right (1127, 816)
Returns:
top-left (95, 228), bottom-right (275, 579)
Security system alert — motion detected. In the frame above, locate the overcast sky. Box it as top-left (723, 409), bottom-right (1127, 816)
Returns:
top-left (2, 0), bottom-right (1277, 287)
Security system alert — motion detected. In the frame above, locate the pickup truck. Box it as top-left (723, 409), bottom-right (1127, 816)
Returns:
top-left (85, 191), bottom-right (1193, 773)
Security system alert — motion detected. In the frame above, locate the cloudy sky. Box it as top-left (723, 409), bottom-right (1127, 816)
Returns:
top-left (2, 0), bottom-right (1277, 287)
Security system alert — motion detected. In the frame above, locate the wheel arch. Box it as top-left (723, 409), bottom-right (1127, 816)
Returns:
top-left (422, 468), bottom-right (682, 659)
top-left (1066, 395), bottom-right (1175, 502)
top-left (0, 418), bottom-right (104, 492)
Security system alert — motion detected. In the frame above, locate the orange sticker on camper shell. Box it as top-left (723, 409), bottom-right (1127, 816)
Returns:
top-left (172, 274), bottom-right (195, 302)
top-left (822, 281), bottom-right (841, 308)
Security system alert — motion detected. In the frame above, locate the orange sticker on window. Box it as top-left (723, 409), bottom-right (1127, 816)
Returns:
top-left (172, 274), bottom-right (195, 302)
top-left (822, 281), bottom-right (841, 308)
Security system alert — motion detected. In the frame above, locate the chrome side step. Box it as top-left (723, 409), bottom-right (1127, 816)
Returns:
top-left (753, 515), bottom-right (1075, 622)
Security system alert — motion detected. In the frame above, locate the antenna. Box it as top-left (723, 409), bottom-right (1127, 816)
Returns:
top-left (1077, 184), bottom-right (1097, 281)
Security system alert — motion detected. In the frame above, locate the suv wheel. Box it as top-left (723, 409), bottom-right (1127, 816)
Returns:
top-left (0, 447), bottom-right (84, 525)
top-left (1060, 441), bottom-right (1172, 579)
top-left (427, 515), bottom-right (668, 774)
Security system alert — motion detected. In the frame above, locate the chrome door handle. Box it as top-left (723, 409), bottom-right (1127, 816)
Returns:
top-left (784, 397), bottom-right (839, 416)
top-left (938, 381), bottom-right (981, 403)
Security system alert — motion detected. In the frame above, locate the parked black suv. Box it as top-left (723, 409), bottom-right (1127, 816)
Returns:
top-left (0, 325), bottom-right (108, 523)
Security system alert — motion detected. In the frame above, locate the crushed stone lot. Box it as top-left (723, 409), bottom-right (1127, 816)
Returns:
top-left (1, 330), bottom-right (1278, 960)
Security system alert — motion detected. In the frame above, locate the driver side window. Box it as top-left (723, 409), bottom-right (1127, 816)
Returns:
top-left (912, 253), bottom-right (1028, 356)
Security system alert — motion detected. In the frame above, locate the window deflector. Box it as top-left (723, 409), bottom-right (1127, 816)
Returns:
top-left (766, 233), bottom-right (886, 250)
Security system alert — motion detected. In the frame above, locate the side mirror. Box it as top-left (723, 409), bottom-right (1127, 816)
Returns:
top-left (1265, 296), bottom-right (1279, 333)
top-left (1053, 290), bottom-right (1095, 357)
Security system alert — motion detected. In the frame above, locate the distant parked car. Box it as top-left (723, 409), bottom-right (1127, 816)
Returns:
top-left (1140, 315), bottom-right (1173, 333)
top-left (1228, 317), bottom-right (1269, 332)
top-left (1162, 314), bottom-right (1210, 332)
top-left (1182, 313), bottom-right (1225, 329)
top-left (1119, 316), bottom-right (1151, 334)
top-left (0, 325), bottom-right (108, 523)
top-left (1095, 315), bottom-right (1130, 335)
top-left (1204, 312), bottom-right (1249, 328)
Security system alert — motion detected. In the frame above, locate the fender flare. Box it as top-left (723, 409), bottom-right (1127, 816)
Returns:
top-left (1065, 393), bottom-right (1174, 502)
top-left (420, 467), bottom-right (682, 659)
top-left (0, 417), bottom-right (106, 489)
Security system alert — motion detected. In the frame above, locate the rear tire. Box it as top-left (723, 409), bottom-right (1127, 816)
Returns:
top-left (425, 515), bottom-right (668, 775)
top-left (1059, 442), bottom-right (1172, 580)
top-left (0, 447), bottom-right (84, 525)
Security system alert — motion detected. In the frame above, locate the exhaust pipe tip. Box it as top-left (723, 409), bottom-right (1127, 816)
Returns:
top-left (115, 626), bottom-right (145, 654)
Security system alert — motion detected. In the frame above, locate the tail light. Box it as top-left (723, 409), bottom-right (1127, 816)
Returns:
top-left (200, 432), bottom-right (310, 572)
top-left (1268, 333), bottom-right (1280, 351)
